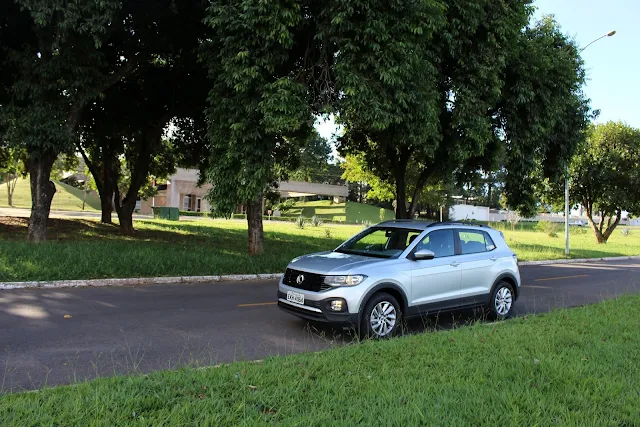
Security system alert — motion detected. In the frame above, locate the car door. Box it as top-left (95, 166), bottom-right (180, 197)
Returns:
top-left (455, 229), bottom-right (498, 304)
top-left (409, 229), bottom-right (461, 311)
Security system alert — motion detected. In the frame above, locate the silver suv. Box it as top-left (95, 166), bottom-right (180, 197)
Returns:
top-left (278, 220), bottom-right (520, 338)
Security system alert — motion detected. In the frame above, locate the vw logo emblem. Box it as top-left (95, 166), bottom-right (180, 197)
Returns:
top-left (296, 274), bottom-right (305, 284)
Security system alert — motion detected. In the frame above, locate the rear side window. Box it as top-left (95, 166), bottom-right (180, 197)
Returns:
top-left (458, 230), bottom-right (495, 254)
top-left (416, 230), bottom-right (455, 258)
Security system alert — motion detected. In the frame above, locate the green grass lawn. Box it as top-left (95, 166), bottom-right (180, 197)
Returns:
top-left (0, 176), bottom-right (101, 211)
top-left (2, 295), bottom-right (639, 425)
top-left (0, 217), bottom-right (639, 282)
top-left (285, 200), bottom-right (394, 224)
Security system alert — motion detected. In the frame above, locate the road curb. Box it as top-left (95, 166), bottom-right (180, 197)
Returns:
top-left (0, 273), bottom-right (283, 290)
top-left (517, 255), bottom-right (640, 266)
top-left (1, 255), bottom-right (639, 291)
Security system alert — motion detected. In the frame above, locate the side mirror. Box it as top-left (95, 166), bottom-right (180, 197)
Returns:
top-left (412, 249), bottom-right (435, 261)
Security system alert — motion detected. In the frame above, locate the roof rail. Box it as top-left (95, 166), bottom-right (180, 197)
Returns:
top-left (427, 221), bottom-right (491, 228)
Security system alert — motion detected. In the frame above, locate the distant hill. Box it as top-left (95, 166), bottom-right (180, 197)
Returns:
top-left (0, 177), bottom-right (101, 211)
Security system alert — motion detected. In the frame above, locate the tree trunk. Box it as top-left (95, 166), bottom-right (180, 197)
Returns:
top-left (100, 187), bottom-right (114, 224)
top-left (27, 152), bottom-right (57, 242)
top-left (116, 205), bottom-right (135, 235)
top-left (246, 195), bottom-right (264, 255)
top-left (487, 181), bottom-right (493, 208)
top-left (395, 168), bottom-right (409, 219)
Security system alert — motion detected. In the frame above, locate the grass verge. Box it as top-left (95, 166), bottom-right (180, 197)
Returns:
top-left (2, 295), bottom-right (639, 425)
top-left (1, 216), bottom-right (639, 282)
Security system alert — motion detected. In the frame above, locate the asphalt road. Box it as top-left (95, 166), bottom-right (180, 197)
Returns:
top-left (1, 259), bottom-right (639, 392)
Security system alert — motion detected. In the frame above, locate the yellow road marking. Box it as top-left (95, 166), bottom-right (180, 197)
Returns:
top-left (534, 274), bottom-right (588, 282)
top-left (237, 302), bottom-right (278, 308)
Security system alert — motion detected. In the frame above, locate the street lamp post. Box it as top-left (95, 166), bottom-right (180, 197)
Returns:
top-left (564, 30), bottom-right (616, 256)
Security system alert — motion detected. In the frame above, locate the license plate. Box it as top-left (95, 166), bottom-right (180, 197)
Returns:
top-left (286, 291), bottom-right (304, 305)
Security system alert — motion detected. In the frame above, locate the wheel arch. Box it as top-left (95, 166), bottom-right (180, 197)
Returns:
top-left (491, 273), bottom-right (519, 300)
top-left (358, 282), bottom-right (409, 323)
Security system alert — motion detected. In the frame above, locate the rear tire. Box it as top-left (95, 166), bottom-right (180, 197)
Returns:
top-left (487, 281), bottom-right (515, 320)
top-left (360, 292), bottom-right (402, 339)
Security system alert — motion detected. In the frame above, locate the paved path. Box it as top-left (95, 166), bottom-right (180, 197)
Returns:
top-left (1, 259), bottom-right (639, 391)
top-left (0, 207), bottom-right (203, 222)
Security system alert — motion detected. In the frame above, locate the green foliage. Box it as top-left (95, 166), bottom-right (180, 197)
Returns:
top-left (50, 154), bottom-right (80, 181)
top-left (310, 215), bottom-right (323, 227)
top-left (341, 154), bottom-right (395, 202)
top-left (500, 16), bottom-right (592, 216)
top-left (295, 216), bottom-right (306, 229)
top-left (1, 0), bottom-right (124, 158)
top-left (274, 198), bottom-right (297, 214)
top-left (379, 208), bottom-right (386, 222)
top-left (324, 228), bottom-right (332, 239)
top-left (571, 122), bottom-right (640, 242)
top-left (202, 1), bottom-right (315, 218)
top-left (535, 220), bottom-right (560, 238)
top-left (288, 132), bottom-right (334, 182)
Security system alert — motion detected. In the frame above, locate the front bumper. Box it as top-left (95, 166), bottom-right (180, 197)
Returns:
top-left (277, 291), bottom-right (359, 327)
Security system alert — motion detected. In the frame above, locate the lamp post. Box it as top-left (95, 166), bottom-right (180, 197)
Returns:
top-left (564, 30), bottom-right (616, 256)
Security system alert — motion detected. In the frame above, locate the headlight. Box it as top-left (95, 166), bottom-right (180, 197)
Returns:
top-left (323, 274), bottom-right (367, 287)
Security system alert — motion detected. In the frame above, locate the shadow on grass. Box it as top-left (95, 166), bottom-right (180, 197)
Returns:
top-left (0, 217), bottom-right (346, 281)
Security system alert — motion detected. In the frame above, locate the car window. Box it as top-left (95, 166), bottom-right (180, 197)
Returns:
top-left (458, 230), bottom-right (495, 254)
top-left (415, 230), bottom-right (455, 258)
top-left (338, 227), bottom-right (422, 258)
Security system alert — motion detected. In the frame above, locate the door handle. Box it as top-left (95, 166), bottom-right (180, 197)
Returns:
top-left (450, 262), bottom-right (460, 267)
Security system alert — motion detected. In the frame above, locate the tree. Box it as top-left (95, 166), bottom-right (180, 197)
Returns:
top-left (0, 146), bottom-right (27, 206)
top-left (288, 132), bottom-right (333, 183)
top-left (341, 154), bottom-right (395, 203)
top-left (570, 122), bottom-right (640, 243)
top-left (335, 5), bottom-right (591, 220)
top-left (202, 1), bottom-right (318, 255)
top-left (498, 16), bottom-right (592, 216)
top-left (333, 0), bottom-right (445, 219)
top-left (1, 0), bottom-right (131, 241)
top-left (76, 0), bottom-right (208, 231)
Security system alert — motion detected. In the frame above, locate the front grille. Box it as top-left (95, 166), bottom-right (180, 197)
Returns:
top-left (283, 268), bottom-right (327, 292)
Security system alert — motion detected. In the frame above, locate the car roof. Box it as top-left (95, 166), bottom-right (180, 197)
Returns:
top-left (375, 220), bottom-right (495, 231)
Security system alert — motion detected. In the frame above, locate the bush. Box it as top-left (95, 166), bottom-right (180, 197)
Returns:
top-left (295, 215), bottom-right (306, 229)
top-left (535, 220), bottom-right (560, 237)
top-left (311, 215), bottom-right (323, 227)
top-left (179, 211), bottom-right (208, 217)
top-left (621, 228), bottom-right (632, 237)
top-left (379, 208), bottom-right (386, 222)
top-left (362, 220), bottom-right (372, 229)
top-left (274, 198), bottom-right (296, 214)
top-left (231, 213), bottom-right (247, 220)
top-left (324, 228), bottom-right (332, 239)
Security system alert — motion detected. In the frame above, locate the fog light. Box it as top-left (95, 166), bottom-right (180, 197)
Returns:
top-left (330, 300), bottom-right (343, 311)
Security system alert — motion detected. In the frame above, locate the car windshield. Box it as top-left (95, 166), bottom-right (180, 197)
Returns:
top-left (335, 227), bottom-right (422, 259)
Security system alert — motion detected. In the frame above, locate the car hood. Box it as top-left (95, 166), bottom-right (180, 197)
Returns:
top-left (287, 251), bottom-right (387, 275)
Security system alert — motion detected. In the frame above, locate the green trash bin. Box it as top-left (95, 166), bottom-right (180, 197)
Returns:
top-left (152, 207), bottom-right (180, 221)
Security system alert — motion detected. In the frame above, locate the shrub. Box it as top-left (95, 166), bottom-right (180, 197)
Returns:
top-left (231, 213), bottom-right (247, 220)
top-left (379, 208), bottom-right (386, 222)
top-left (535, 220), bottom-right (560, 237)
top-left (295, 216), bottom-right (306, 229)
top-left (324, 228), bottom-right (332, 239)
top-left (362, 220), bottom-right (372, 229)
top-left (621, 228), bottom-right (632, 237)
top-left (311, 215), bottom-right (323, 227)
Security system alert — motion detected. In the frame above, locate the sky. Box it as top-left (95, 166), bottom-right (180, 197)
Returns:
top-left (316, 0), bottom-right (639, 150)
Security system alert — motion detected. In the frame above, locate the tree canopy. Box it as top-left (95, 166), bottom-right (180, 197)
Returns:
top-left (570, 122), bottom-right (640, 243)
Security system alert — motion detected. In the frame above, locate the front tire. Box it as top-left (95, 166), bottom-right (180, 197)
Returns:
top-left (488, 281), bottom-right (515, 320)
top-left (360, 292), bottom-right (402, 339)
